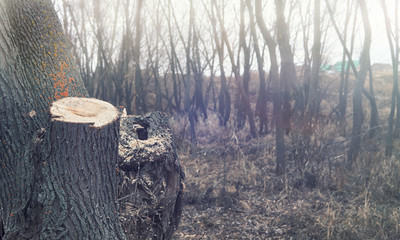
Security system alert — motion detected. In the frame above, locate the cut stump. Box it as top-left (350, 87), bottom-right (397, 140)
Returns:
top-left (44, 97), bottom-right (125, 239)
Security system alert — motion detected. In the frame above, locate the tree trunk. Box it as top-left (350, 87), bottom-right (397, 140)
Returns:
top-left (308, 0), bottom-right (321, 121)
top-left (134, 0), bottom-right (145, 114)
top-left (0, 0), bottom-right (87, 237)
top-left (347, 0), bottom-right (371, 164)
top-left (210, 0), bottom-right (231, 126)
top-left (275, 0), bottom-right (300, 134)
top-left (236, 0), bottom-right (257, 138)
top-left (337, 0), bottom-right (356, 136)
top-left (165, 1), bottom-right (181, 113)
top-left (118, 112), bottom-right (184, 240)
top-left (255, 0), bottom-right (286, 175)
top-left (0, 1), bottom-right (184, 239)
top-left (192, 28), bottom-right (207, 120)
top-left (247, 0), bottom-right (268, 135)
top-left (43, 97), bottom-right (125, 239)
top-left (381, 0), bottom-right (399, 156)
top-left (368, 62), bottom-right (379, 138)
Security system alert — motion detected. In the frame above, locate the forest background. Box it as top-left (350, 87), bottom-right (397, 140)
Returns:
top-left (53, 0), bottom-right (400, 238)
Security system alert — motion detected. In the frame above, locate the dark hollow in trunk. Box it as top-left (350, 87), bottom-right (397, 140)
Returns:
top-left (118, 112), bottom-right (185, 240)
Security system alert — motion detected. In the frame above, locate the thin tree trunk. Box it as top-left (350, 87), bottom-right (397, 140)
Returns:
top-left (337, 0), bottom-right (355, 133)
top-left (255, 0), bottom-right (285, 174)
top-left (368, 61), bottom-right (379, 138)
top-left (210, 0), bottom-right (231, 126)
top-left (247, 0), bottom-right (268, 135)
top-left (308, 0), bottom-right (321, 122)
top-left (381, 0), bottom-right (399, 156)
top-left (186, 0), bottom-right (196, 142)
top-left (134, 0), bottom-right (145, 114)
top-left (275, 0), bottom-right (301, 134)
top-left (236, 0), bottom-right (257, 137)
top-left (192, 27), bottom-right (208, 120)
top-left (348, 0), bottom-right (371, 164)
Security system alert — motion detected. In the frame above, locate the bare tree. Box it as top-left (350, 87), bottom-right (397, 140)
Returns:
top-left (307, 0), bottom-right (322, 121)
top-left (336, 0), bottom-right (357, 136)
top-left (275, 0), bottom-right (302, 134)
top-left (191, 23), bottom-right (208, 120)
top-left (162, 0), bottom-right (182, 113)
top-left (347, 0), bottom-right (372, 164)
top-left (326, 0), bottom-right (378, 143)
top-left (246, 0), bottom-right (268, 135)
top-left (134, 0), bottom-right (146, 114)
top-left (381, 0), bottom-right (399, 156)
top-left (145, 1), bottom-right (164, 112)
top-left (208, 0), bottom-right (231, 126)
top-left (255, 0), bottom-right (286, 174)
top-left (298, 1), bottom-right (312, 107)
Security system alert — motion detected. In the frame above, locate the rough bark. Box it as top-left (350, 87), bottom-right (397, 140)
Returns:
top-left (43, 97), bottom-right (125, 239)
top-left (0, 0), bottom-right (88, 238)
top-left (118, 112), bottom-right (184, 240)
top-left (0, 1), bottom-right (184, 239)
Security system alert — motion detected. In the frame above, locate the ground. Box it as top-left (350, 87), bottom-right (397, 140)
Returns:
top-left (172, 70), bottom-right (400, 239)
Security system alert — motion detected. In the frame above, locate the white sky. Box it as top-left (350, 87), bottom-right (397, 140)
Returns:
top-left (54, 0), bottom-right (398, 72)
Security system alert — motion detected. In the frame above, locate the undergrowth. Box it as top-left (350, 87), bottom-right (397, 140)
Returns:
top-left (170, 108), bottom-right (400, 239)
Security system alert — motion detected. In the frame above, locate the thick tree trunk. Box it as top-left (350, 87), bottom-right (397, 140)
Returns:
top-left (0, 0), bottom-right (88, 238)
top-left (118, 112), bottom-right (184, 240)
top-left (0, 1), bottom-right (184, 239)
top-left (42, 97), bottom-right (125, 239)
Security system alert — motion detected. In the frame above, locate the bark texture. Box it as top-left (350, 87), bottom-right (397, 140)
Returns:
top-left (0, 1), bottom-right (184, 239)
top-left (42, 97), bottom-right (125, 239)
top-left (118, 112), bottom-right (184, 240)
top-left (0, 0), bottom-right (88, 238)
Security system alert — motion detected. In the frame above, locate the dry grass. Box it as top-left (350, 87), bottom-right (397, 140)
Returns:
top-left (170, 70), bottom-right (400, 239)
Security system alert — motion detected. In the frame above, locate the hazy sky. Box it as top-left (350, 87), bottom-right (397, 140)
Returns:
top-left (165, 0), bottom-right (397, 65)
top-left (54, 0), bottom-right (398, 69)
top-left (342, 0), bottom-right (394, 64)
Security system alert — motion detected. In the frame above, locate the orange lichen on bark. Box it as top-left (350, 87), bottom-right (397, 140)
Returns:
top-left (50, 61), bottom-right (76, 100)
